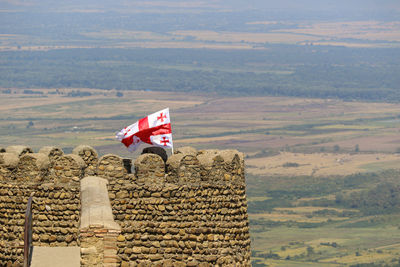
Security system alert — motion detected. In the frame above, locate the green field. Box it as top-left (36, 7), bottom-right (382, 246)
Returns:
top-left (248, 169), bottom-right (400, 266)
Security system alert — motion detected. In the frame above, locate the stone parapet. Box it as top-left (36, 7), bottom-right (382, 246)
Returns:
top-left (97, 154), bottom-right (128, 181)
top-left (0, 181), bottom-right (80, 266)
top-left (6, 145), bottom-right (33, 157)
top-left (15, 153), bottom-right (50, 182)
top-left (109, 182), bottom-right (250, 266)
top-left (0, 153), bottom-right (18, 181)
top-left (168, 147), bottom-right (244, 185)
top-left (52, 154), bottom-right (86, 184)
top-left (73, 145), bottom-right (98, 176)
top-left (1, 145), bottom-right (251, 266)
top-left (109, 147), bottom-right (251, 266)
top-left (135, 154), bottom-right (166, 184)
top-left (38, 146), bottom-right (64, 165)
top-left (0, 145), bottom-right (244, 186)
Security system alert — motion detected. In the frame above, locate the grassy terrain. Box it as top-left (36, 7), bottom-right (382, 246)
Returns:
top-left (252, 223), bottom-right (400, 266)
top-left (248, 169), bottom-right (400, 266)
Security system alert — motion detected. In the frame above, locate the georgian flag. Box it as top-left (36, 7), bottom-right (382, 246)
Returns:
top-left (116, 108), bottom-right (173, 152)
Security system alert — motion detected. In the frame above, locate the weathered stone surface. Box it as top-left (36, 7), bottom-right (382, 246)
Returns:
top-left (72, 145), bottom-right (98, 165)
top-left (15, 153), bottom-right (50, 182)
top-left (1, 145), bottom-right (250, 266)
top-left (6, 145), bottom-right (33, 157)
top-left (38, 146), bottom-right (64, 163)
top-left (108, 149), bottom-right (250, 266)
top-left (81, 246), bottom-right (97, 255)
top-left (0, 180), bottom-right (81, 264)
top-left (80, 176), bottom-right (121, 231)
top-left (0, 153), bottom-right (19, 181)
top-left (97, 154), bottom-right (127, 181)
top-left (52, 154), bottom-right (86, 183)
top-left (0, 145), bottom-right (82, 264)
top-left (72, 145), bottom-right (98, 176)
top-left (197, 150), bottom-right (219, 166)
top-left (0, 153), bottom-right (19, 168)
top-left (134, 154), bottom-right (165, 184)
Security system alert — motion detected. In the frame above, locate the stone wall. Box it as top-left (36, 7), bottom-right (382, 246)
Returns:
top-left (107, 147), bottom-right (251, 266)
top-left (0, 146), bottom-right (82, 266)
top-left (0, 181), bottom-right (80, 266)
top-left (73, 145), bottom-right (98, 176)
top-left (0, 145), bottom-right (251, 266)
top-left (80, 226), bottom-right (120, 267)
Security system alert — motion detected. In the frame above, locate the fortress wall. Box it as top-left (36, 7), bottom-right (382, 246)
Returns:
top-left (0, 145), bottom-right (251, 266)
top-left (0, 182), bottom-right (30, 266)
top-left (0, 147), bottom-right (82, 266)
top-left (0, 145), bottom-right (135, 266)
top-left (108, 147), bottom-right (251, 266)
top-left (0, 182), bottom-right (80, 266)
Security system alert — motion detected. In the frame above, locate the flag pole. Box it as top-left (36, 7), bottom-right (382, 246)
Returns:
top-left (170, 108), bottom-right (174, 155)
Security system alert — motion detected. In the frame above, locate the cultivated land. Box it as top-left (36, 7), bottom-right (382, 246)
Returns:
top-left (2, 89), bottom-right (400, 156)
top-left (247, 152), bottom-right (400, 177)
top-left (2, 89), bottom-right (400, 266)
top-left (2, 20), bottom-right (400, 51)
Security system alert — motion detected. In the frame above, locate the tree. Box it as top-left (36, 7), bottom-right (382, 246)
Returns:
top-left (307, 246), bottom-right (315, 256)
top-left (334, 145), bottom-right (340, 152)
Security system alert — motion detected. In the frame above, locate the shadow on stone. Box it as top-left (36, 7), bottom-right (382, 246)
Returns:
top-left (141, 147), bottom-right (168, 163)
top-left (141, 146), bottom-right (168, 172)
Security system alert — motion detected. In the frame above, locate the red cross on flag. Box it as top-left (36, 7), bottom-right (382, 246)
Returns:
top-left (116, 108), bottom-right (173, 152)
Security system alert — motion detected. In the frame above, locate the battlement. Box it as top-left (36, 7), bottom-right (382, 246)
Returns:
top-left (1, 145), bottom-right (245, 187)
top-left (136, 147), bottom-right (245, 186)
top-left (0, 145), bottom-right (250, 266)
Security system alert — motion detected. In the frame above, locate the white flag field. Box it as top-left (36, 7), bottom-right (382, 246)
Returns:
top-left (116, 108), bottom-right (173, 152)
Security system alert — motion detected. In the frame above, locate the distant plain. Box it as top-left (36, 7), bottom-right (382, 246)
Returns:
top-left (1, 0), bottom-right (400, 265)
